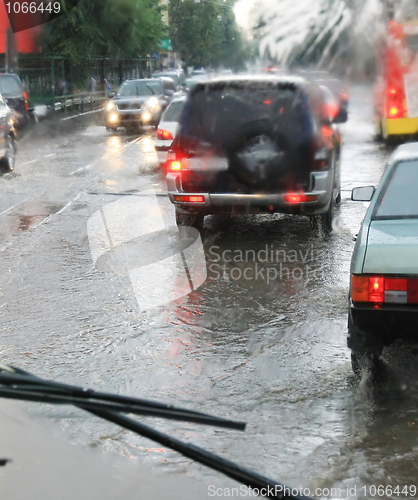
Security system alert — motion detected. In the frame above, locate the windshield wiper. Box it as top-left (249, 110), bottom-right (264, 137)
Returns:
top-left (0, 363), bottom-right (314, 500)
top-left (144, 84), bottom-right (155, 95)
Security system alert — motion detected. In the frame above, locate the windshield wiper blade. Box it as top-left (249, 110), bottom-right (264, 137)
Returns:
top-left (0, 364), bottom-right (244, 430)
top-left (145, 84), bottom-right (155, 94)
top-left (0, 364), bottom-right (314, 500)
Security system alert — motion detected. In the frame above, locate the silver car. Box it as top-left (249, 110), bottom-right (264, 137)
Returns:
top-left (349, 142), bottom-right (418, 374)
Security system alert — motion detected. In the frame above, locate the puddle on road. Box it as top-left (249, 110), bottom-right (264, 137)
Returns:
top-left (0, 199), bottom-right (64, 237)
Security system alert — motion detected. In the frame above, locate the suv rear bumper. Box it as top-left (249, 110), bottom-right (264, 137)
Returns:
top-left (167, 170), bottom-right (333, 216)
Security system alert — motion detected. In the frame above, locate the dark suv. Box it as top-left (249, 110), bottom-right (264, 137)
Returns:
top-left (104, 77), bottom-right (178, 130)
top-left (166, 76), bottom-right (345, 230)
top-left (0, 73), bottom-right (29, 130)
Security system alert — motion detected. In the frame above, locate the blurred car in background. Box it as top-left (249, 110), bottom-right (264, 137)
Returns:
top-left (316, 78), bottom-right (349, 122)
top-left (0, 93), bottom-right (16, 172)
top-left (155, 96), bottom-right (186, 169)
top-left (0, 73), bottom-right (30, 130)
top-left (349, 142), bottom-right (418, 374)
top-left (151, 70), bottom-right (186, 90)
top-left (104, 77), bottom-right (178, 130)
top-left (306, 72), bottom-right (349, 123)
top-left (166, 76), bottom-right (346, 231)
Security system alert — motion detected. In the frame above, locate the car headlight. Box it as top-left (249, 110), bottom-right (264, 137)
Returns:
top-left (146, 97), bottom-right (161, 113)
top-left (106, 101), bottom-right (116, 111)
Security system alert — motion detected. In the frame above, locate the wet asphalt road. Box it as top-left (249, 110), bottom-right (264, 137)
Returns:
top-left (1, 87), bottom-right (418, 499)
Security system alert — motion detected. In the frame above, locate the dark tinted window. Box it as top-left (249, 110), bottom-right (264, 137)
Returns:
top-left (180, 81), bottom-right (313, 148)
top-left (374, 160), bottom-right (418, 219)
top-left (0, 75), bottom-right (23, 96)
top-left (162, 100), bottom-right (185, 122)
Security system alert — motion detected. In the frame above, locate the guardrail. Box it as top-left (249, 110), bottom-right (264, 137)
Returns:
top-left (53, 91), bottom-right (108, 114)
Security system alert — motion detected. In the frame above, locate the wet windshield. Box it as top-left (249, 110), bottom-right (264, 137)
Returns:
top-left (2, 1), bottom-right (418, 499)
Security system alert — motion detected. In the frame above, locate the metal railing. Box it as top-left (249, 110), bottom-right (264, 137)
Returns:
top-left (53, 91), bottom-right (108, 114)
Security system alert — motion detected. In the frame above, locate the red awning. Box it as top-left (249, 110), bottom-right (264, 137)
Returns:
top-left (0, 2), bottom-right (42, 53)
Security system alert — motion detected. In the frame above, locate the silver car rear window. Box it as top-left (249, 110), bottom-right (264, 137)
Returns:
top-left (374, 160), bottom-right (418, 219)
top-left (162, 101), bottom-right (184, 122)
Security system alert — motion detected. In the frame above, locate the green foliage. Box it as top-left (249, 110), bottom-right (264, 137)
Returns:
top-left (169, 0), bottom-right (250, 69)
top-left (42, 0), bottom-right (166, 82)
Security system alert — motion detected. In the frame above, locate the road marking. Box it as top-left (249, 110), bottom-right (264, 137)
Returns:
top-left (0, 197), bottom-right (32, 217)
top-left (19, 153), bottom-right (56, 166)
top-left (30, 192), bottom-right (83, 230)
top-left (61, 108), bottom-right (103, 122)
top-left (69, 135), bottom-right (143, 176)
top-left (20, 159), bottom-right (38, 166)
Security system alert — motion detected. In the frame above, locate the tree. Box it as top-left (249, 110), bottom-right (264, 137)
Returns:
top-left (169, 0), bottom-right (250, 69)
top-left (41, 0), bottom-right (166, 85)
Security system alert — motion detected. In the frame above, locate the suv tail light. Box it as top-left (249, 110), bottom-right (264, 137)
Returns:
top-left (166, 151), bottom-right (189, 172)
top-left (285, 193), bottom-right (317, 203)
top-left (352, 275), bottom-right (418, 304)
top-left (157, 128), bottom-right (174, 141)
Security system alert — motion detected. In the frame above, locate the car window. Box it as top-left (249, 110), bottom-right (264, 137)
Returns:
top-left (0, 75), bottom-right (23, 96)
top-left (162, 100), bottom-right (185, 122)
top-left (374, 160), bottom-right (418, 219)
top-left (118, 80), bottom-right (161, 96)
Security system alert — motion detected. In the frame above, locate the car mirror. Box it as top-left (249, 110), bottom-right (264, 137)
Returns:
top-left (351, 186), bottom-right (375, 201)
top-left (164, 89), bottom-right (174, 96)
top-left (107, 91), bottom-right (115, 98)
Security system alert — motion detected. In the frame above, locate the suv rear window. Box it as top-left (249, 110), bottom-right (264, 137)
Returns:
top-left (180, 81), bottom-right (312, 148)
top-left (0, 75), bottom-right (23, 97)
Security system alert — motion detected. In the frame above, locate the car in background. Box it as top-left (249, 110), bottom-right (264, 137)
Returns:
top-left (166, 76), bottom-right (345, 231)
top-left (348, 143), bottom-right (418, 374)
top-left (104, 77), bottom-right (177, 130)
top-left (151, 70), bottom-right (186, 89)
top-left (155, 96), bottom-right (186, 169)
top-left (0, 73), bottom-right (30, 130)
top-left (303, 71), bottom-right (349, 122)
top-left (0, 93), bottom-right (16, 172)
top-left (316, 78), bottom-right (349, 122)
top-left (191, 69), bottom-right (207, 77)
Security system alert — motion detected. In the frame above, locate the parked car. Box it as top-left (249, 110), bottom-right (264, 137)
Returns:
top-left (0, 73), bottom-right (30, 130)
top-left (348, 142), bottom-right (418, 374)
top-left (0, 93), bottom-right (16, 172)
top-left (155, 96), bottom-right (186, 169)
top-left (104, 78), bottom-right (178, 130)
top-left (151, 70), bottom-right (186, 89)
top-left (165, 76), bottom-right (345, 230)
